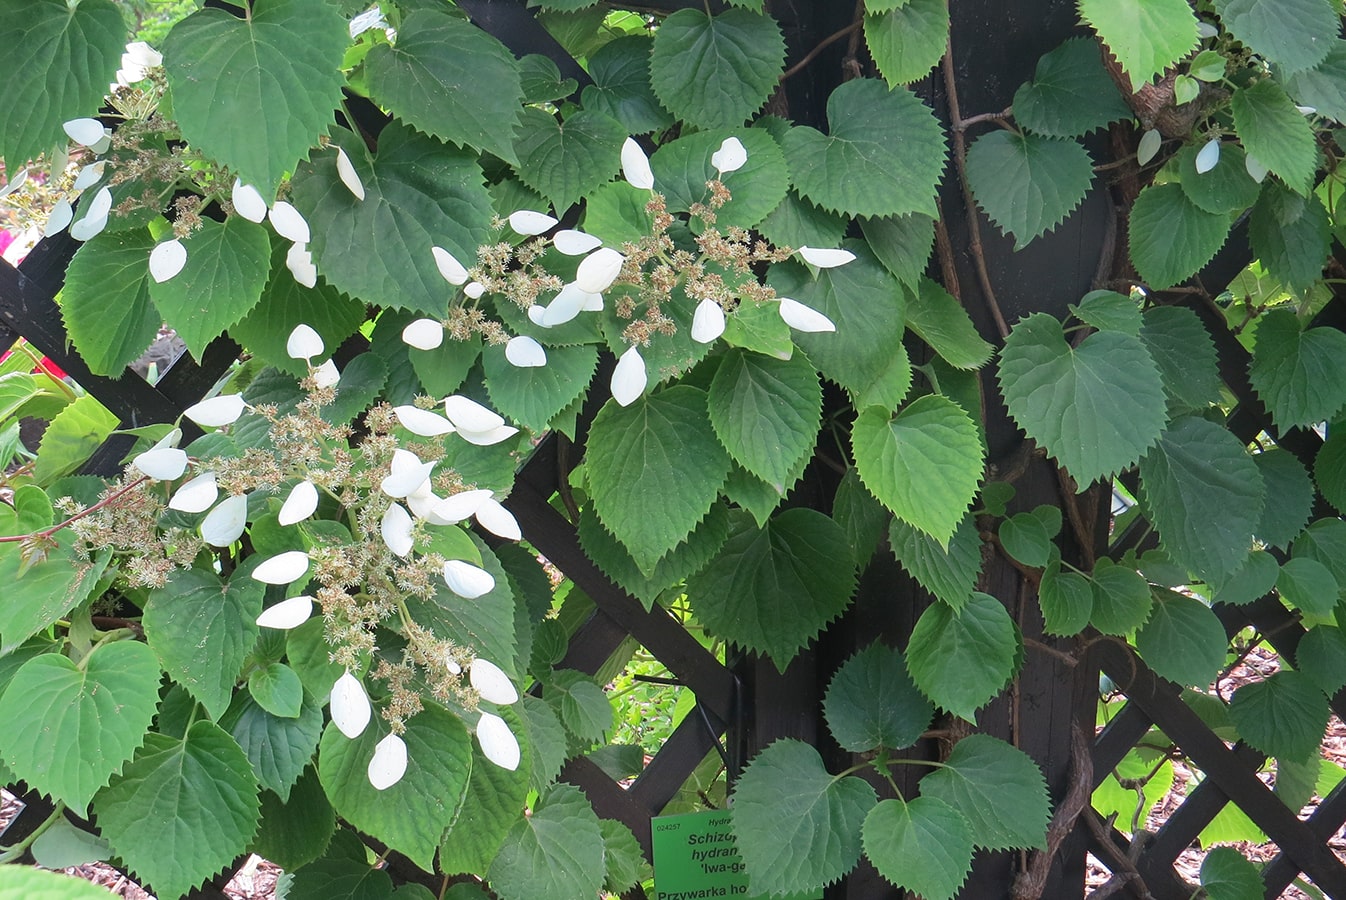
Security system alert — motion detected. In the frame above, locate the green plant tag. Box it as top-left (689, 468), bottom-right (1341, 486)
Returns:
top-left (651, 809), bottom-right (822, 900)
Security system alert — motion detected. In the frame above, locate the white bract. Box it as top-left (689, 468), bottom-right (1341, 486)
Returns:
top-left (168, 471), bottom-right (218, 513)
top-left (432, 488), bottom-right (492, 524)
top-left (287, 324), bottom-right (324, 361)
top-left (710, 136), bottom-right (748, 174)
top-left (381, 503), bottom-right (415, 557)
top-left (286, 242), bottom-right (318, 288)
top-left (620, 137), bottom-right (655, 190)
top-left (63, 118), bottom-right (105, 147)
top-left (470, 658), bottom-right (519, 704)
top-left (335, 147), bottom-right (365, 201)
top-left (444, 395), bottom-right (505, 433)
top-left (508, 209), bottom-right (558, 236)
top-left (330, 671), bottom-right (372, 739)
top-left (432, 246), bottom-right (469, 285)
top-left (393, 405), bottom-right (455, 437)
top-left (231, 180), bottom-right (268, 223)
top-left (443, 559), bottom-right (495, 599)
top-left (184, 394), bottom-right (247, 427)
top-left (552, 229), bottom-right (603, 256)
top-left (312, 359), bottom-right (340, 389)
top-left (149, 239), bottom-right (188, 283)
top-left (476, 712), bottom-right (520, 771)
top-left (475, 497), bottom-right (521, 541)
top-left (256, 596), bottom-right (314, 630)
top-left (251, 551), bottom-right (310, 585)
top-left (535, 283), bottom-right (599, 327)
top-left (402, 318), bottom-right (444, 351)
top-left (269, 201), bottom-right (310, 243)
top-left (505, 335), bottom-right (546, 367)
top-left (133, 440), bottom-right (188, 481)
top-left (90, 131), bottom-right (112, 155)
top-left (798, 246), bottom-right (856, 268)
top-left (278, 480), bottom-right (319, 526)
top-left (576, 247), bottom-right (625, 294)
top-left (463, 281), bottom-right (485, 300)
top-left (200, 494), bottom-right (249, 547)
top-left (1137, 129), bottom-right (1162, 166)
top-left (381, 449), bottom-right (436, 498)
top-left (72, 161), bottom-right (104, 191)
top-left (778, 297), bottom-right (836, 333)
top-left (0, 167), bottom-right (27, 198)
top-left (70, 187), bottom-right (112, 241)
top-left (1245, 153), bottom-right (1269, 183)
top-left (44, 200), bottom-right (73, 237)
top-left (691, 298), bottom-right (726, 344)
top-left (1195, 139), bottom-right (1221, 174)
top-left (367, 733), bottom-right (408, 790)
top-left (610, 346), bottom-right (647, 406)
top-left (455, 424), bottom-right (518, 446)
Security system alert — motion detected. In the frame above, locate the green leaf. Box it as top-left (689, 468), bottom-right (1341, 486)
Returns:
top-left (1128, 182), bottom-right (1232, 289)
top-left (905, 592), bottom-right (1018, 719)
top-left (1038, 562), bottom-right (1093, 635)
top-left (688, 509), bottom-right (857, 670)
top-left (862, 797), bottom-right (972, 900)
top-left (586, 387), bottom-right (731, 573)
top-left (648, 8), bottom-right (784, 130)
top-left (512, 107), bottom-right (626, 212)
top-left (488, 782), bottom-right (606, 900)
top-left (0, 536), bottom-right (109, 655)
top-left (1139, 416), bottom-right (1264, 582)
top-left (0, 641), bottom-right (160, 814)
top-left (1077, 0), bottom-right (1199, 85)
top-left (366, 9), bottom-right (522, 163)
top-left (291, 124), bottom-right (494, 315)
top-left (906, 278), bottom-right (993, 370)
top-left (1013, 37), bottom-right (1133, 137)
top-left (143, 567), bottom-right (263, 721)
top-left (920, 733), bottom-right (1050, 851)
top-left (163, 0), bottom-right (349, 195)
top-left (1200, 846), bottom-right (1264, 900)
top-left (407, 535), bottom-right (517, 676)
top-left (1252, 449), bottom-right (1314, 549)
top-left (287, 618), bottom-right (346, 699)
top-left (999, 508), bottom-right (1057, 568)
top-left (251, 766), bottom-right (335, 871)
top-left (61, 229), bottom-right (160, 376)
top-left (287, 830), bottom-right (394, 900)
top-left (94, 721), bottom-right (261, 900)
top-left (30, 818), bottom-right (111, 869)
top-left (1090, 558), bottom-right (1154, 635)
top-left (1176, 142), bottom-right (1262, 215)
top-left (1250, 186), bottom-right (1330, 293)
top-left (651, 127), bottom-right (790, 231)
top-left (708, 349), bottom-right (821, 491)
top-left (1250, 309), bottom-right (1346, 429)
top-left (520, 694), bottom-right (567, 794)
top-left (577, 503), bottom-right (730, 610)
top-left (1139, 305), bottom-right (1223, 413)
top-left (600, 817), bottom-right (649, 895)
top-left (863, 0), bottom-right (949, 86)
top-left (439, 706), bottom-right (531, 875)
top-left (1213, 0), bottom-right (1336, 73)
top-left (318, 703), bottom-right (474, 870)
top-left (483, 341), bottom-right (597, 433)
top-left (1135, 590), bottom-right (1227, 686)
top-left (0, 867), bottom-right (140, 900)
top-left (888, 514), bottom-right (984, 608)
top-left (31, 394), bottom-right (118, 484)
top-left (411, 334), bottom-right (481, 399)
top-left (834, 467), bottom-right (890, 568)
top-left (784, 78), bottom-right (947, 218)
top-left (581, 36), bottom-right (673, 135)
top-left (730, 739), bottom-right (876, 896)
top-left (1296, 624), bottom-right (1346, 695)
top-left (249, 662), bottom-right (305, 718)
top-left (721, 295), bottom-right (796, 361)
top-left (1283, 41), bottom-right (1346, 123)
top-left (1231, 79), bottom-right (1318, 194)
top-left (546, 669), bottom-right (613, 744)
top-left (1212, 548), bottom-right (1280, 605)
top-left (823, 642), bottom-right (933, 752)
top-left (1316, 428), bottom-right (1346, 514)
top-left (1228, 670), bottom-right (1329, 760)
top-left (1277, 556), bottom-right (1339, 618)
top-left (220, 690), bottom-right (325, 800)
top-left (759, 190), bottom-right (849, 252)
top-left (859, 213), bottom-right (935, 290)
top-left (1092, 744), bottom-right (1175, 830)
top-left (999, 312), bottom-right (1167, 483)
top-left (0, 0), bottom-right (124, 168)
top-left (965, 130), bottom-right (1094, 249)
top-left (1293, 518), bottom-right (1346, 586)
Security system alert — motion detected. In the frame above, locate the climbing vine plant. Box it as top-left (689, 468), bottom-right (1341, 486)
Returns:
top-left (1, 0), bottom-right (1345, 898)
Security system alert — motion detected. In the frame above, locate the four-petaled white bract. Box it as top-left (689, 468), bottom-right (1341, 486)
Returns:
top-left (330, 670), bottom-right (372, 739)
top-left (470, 658), bottom-right (519, 705)
top-left (620, 137), bottom-right (655, 190)
top-left (286, 242), bottom-right (318, 288)
top-left (200, 494), bottom-right (249, 547)
top-left (335, 147), bottom-right (366, 201)
top-left (575, 247), bottom-right (625, 294)
top-left (476, 711), bottom-right (521, 771)
top-left (443, 559), bottom-right (496, 599)
top-left (710, 136), bottom-right (748, 174)
top-left (1195, 139), bottom-right (1221, 175)
top-left (432, 488), bottom-right (492, 524)
top-left (269, 201), bottom-right (310, 243)
top-left (256, 595), bottom-right (314, 630)
top-left (1137, 129), bottom-right (1162, 166)
top-left (381, 449), bottom-right (436, 498)
top-left (149, 239), bottom-right (187, 283)
top-left (475, 497), bottom-right (521, 541)
top-left (63, 118), bottom-right (105, 147)
top-left (367, 732), bottom-right (408, 790)
top-left (432, 246), bottom-right (469, 285)
top-left (183, 394), bottom-right (246, 427)
top-left (401, 318), bottom-right (444, 351)
top-left (552, 229), bottom-right (602, 256)
top-left (251, 550), bottom-right (311, 585)
top-left (232, 180), bottom-right (268, 223)
top-left (691, 298), bottom-right (726, 344)
top-left (393, 405), bottom-right (455, 437)
top-left (610, 345), bottom-right (647, 406)
top-left (168, 471), bottom-right (218, 513)
top-left (287, 324), bottom-right (324, 361)
top-left (278, 480), bottom-right (320, 526)
top-left (778, 297), bottom-right (836, 333)
top-left (508, 209), bottom-right (558, 236)
top-left (133, 445), bottom-right (188, 481)
top-left (312, 359), bottom-right (341, 389)
top-left (381, 503), bottom-right (415, 557)
top-left (798, 246), bottom-right (856, 268)
top-left (504, 335), bottom-right (546, 368)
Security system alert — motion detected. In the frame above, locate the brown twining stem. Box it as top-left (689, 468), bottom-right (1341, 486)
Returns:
top-left (1083, 807), bottom-right (1157, 900)
top-left (778, 20), bottom-right (862, 81)
top-left (1011, 723), bottom-right (1094, 899)
top-left (1023, 636), bottom-right (1079, 668)
top-left (933, 199), bottom-right (964, 301)
top-left (0, 476), bottom-right (151, 543)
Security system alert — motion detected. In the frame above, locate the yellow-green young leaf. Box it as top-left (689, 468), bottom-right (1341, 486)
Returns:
top-left (483, 341), bottom-right (598, 433)
top-left (290, 124), bottom-right (495, 316)
top-left (488, 783), bottom-right (606, 900)
top-left (783, 78), bottom-right (947, 218)
top-left (854, 396), bottom-right (983, 545)
top-left (1284, 42), bottom-right (1346, 123)
top-left (1135, 590), bottom-right (1227, 687)
top-left (888, 514), bottom-right (983, 610)
top-left (249, 766), bottom-right (335, 872)
top-left (862, 797), bottom-right (972, 900)
top-left (0, 0), bottom-right (124, 168)
top-left (1013, 38), bottom-right (1133, 138)
top-left (1128, 182), bottom-right (1231, 289)
top-left (859, 213), bottom-right (935, 290)
top-left (0, 867), bottom-right (137, 900)
top-left (905, 592), bottom-right (1018, 719)
top-left (1038, 562), bottom-right (1093, 635)
top-left (94, 721), bottom-right (261, 900)
top-left (1250, 309), bottom-right (1346, 429)
top-left (1089, 558), bottom-right (1153, 635)
top-left (318, 703), bottom-right (474, 870)
top-left (1249, 185), bottom-right (1330, 293)
top-left (649, 8), bottom-right (785, 130)
top-left (1296, 625), bottom-right (1346, 695)
top-left (586, 386), bottom-right (731, 573)
top-left (730, 739), bottom-right (877, 896)
top-left (219, 690), bottom-right (325, 801)
top-left (440, 706), bottom-right (531, 876)
top-left (905, 278), bottom-right (993, 370)
top-left (708, 349), bottom-right (821, 491)
top-left (965, 130), bottom-right (1094, 249)
top-left (61, 229), bottom-right (161, 375)
top-left (999, 312), bottom-right (1167, 484)
top-left (1091, 745), bottom-right (1174, 829)
top-left (577, 503), bottom-right (730, 611)
top-left (1231, 79), bottom-right (1318, 194)
top-left (823, 642), bottom-right (933, 752)
top-left (919, 734), bottom-right (1050, 851)
top-left (687, 509), bottom-right (857, 670)
top-left (651, 128), bottom-right (789, 232)
top-left (1213, 0), bottom-right (1336, 73)
top-left (1078, 0), bottom-right (1199, 86)
top-left (1200, 846), bottom-right (1265, 900)
top-left (1228, 671), bottom-right (1329, 761)
top-left (366, 9), bottom-right (523, 164)
top-left (0, 641), bottom-right (160, 815)
top-left (580, 36), bottom-right (674, 136)
top-left (863, 0), bottom-right (948, 86)
top-left (512, 107), bottom-right (626, 212)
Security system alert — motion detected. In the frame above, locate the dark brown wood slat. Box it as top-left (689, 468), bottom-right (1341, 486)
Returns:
top-left (561, 756), bottom-right (656, 854)
top-left (628, 705), bottom-right (725, 814)
top-left (1139, 743), bottom-right (1264, 867)
top-left (1262, 774), bottom-right (1346, 896)
top-left (456, 0), bottom-right (593, 88)
top-left (1092, 701), bottom-right (1159, 790)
